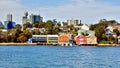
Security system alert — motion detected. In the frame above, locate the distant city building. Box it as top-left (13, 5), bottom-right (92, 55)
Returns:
top-left (22, 16), bottom-right (28, 24)
top-left (4, 21), bottom-right (15, 29)
top-left (30, 14), bottom-right (43, 24)
top-left (65, 18), bottom-right (81, 26)
top-left (0, 21), bottom-right (4, 29)
top-left (7, 14), bottom-right (12, 22)
top-left (4, 14), bottom-right (16, 29)
top-left (22, 12), bottom-right (29, 25)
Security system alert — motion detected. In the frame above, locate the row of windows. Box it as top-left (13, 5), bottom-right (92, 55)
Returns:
top-left (48, 37), bottom-right (58, 40)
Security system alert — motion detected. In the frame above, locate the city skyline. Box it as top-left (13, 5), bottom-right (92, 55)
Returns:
top-left (0, 0), bottom-right (120, 24)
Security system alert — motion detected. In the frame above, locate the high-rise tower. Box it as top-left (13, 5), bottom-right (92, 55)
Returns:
top-left (7, 14), bottom-right (12, 22)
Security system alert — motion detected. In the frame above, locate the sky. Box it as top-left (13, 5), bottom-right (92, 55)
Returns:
top-left (0, 0), bottom-right (120, 25)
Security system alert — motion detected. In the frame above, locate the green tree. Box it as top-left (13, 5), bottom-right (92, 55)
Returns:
top-left (53, 27), bottom-right (61, 34)
top-left (23, 22), bottom-right (32, 30)
top-left (17, 35), bottom-right (27, 43)
top-left (113, 28), bottom-right (119, 34)
top-left (15, 24), bottom-right (22, 30)
top-left (38, 22), bottom-right (45, 28)
top-left (17, 29), bottom-right (32, 42)
top-left (32, 29), bottom-right (40, 35)
top-left (45, 20), bottom-right (54, 34)
top-left (33, 23), bottom-right (39, 28)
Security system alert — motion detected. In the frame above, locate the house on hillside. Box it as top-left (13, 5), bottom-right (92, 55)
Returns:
top-left (105, 26), bottom-right (114, 36)
top-left (77, 29), bottom-right (95, 36)
top-left (81, 24), bottom-right (89, 31)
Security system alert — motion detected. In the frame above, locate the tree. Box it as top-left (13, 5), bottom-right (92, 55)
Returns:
top-left (6, 29), bottom-right (17, 42)
top-left (32, 29), bottom-right (40, 35)
top-left (57, 22), bottom-right (61, 27)
top-left (17, 35), bottom-right (27, 43)
top-left (23, 22), bottom-right (32, 30)
top-left (63, 22), bottom-right (68, 26)
top-left (113, 28), bottom-right (119, 34)
top-left (45, 20), bottom-right (54, 34)
top-left (33, 23), bottom-right (39, 28)
top-left (38, 22), bottom-right (45, 28)
top-left (20, 29), bottom-right (32, 39)
top-left (90, 19), bottom-right (119, 43)
top-left (53, 27), bottom-right (61, 34)
top-left (15, 24), bottom-right (22, 30)
top-left (17, 29), bottom-right (32, 43)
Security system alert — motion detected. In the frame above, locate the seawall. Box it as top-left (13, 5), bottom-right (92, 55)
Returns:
top-left (0, 43), bottom-right (37, 46)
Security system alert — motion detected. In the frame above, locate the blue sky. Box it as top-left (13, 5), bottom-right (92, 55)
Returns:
top-left (0, 0), bottom-right (120, 24)
top-left (20, 0), bottom-right (120, 6)
top-left (21, 0), bottom-right (71, 7)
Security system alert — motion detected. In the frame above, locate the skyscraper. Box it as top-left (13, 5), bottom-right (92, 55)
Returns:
top-left (4, 14), bottom-right (15, 29)
top-left (22, 12), bottom-right (29, 24)
top-left (7, 14), bottom-right (12, 22)
top-left (30, 14), bottom-right (43, 24)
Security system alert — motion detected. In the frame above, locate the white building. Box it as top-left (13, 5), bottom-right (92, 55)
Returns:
top-left (47, 35), bottom-right (58, 44)
top-left (81, 24), bottom-right (89, 31)
top-left (105, 26), bottom-right (113, 36)
top-left (66, 18), bottom-right (81, 26)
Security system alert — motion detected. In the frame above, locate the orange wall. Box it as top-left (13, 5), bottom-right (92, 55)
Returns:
top-left (58, 35), bottom-right (69, 42)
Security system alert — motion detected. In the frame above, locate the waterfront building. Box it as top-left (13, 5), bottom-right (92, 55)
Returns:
top-left (32, 35), bottom-right (47, 43)
top-left (30, 14), bottom-right (43, 24)
top-left (0, 21), bottom-right (4, 29)
top-left (7, 14), bottom-right (12, 22)
top-left (32, 35), bottom-right (58, 44)
top-left (74, 35), bottom-right (87, 45)
top-left (117, 33), bottom-right (120, 44)
top-left (58, 35), bottom-right (69, 44)
top-left (86, 36), bottom-right (97, 44)
top-left (118, 36), bottom-right (120, 44)
top-left (47, 35), bottom-right (58, 44)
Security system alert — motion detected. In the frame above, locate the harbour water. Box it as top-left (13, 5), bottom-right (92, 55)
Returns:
top-left (0, 46), bottom-right (120, 68)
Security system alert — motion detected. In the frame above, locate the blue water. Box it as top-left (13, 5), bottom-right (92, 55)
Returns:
top-left (0, 46), bottom-right (120, 68)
